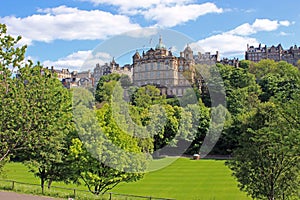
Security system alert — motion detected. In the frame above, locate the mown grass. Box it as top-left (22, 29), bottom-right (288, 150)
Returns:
top-left (112, 158), bottom-right (250, 200)
top-left (0, 158), bottom-right (250, 200)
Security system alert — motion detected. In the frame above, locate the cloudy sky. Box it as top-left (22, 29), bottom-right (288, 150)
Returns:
top-left (1, 0), bottom-right (299, 71)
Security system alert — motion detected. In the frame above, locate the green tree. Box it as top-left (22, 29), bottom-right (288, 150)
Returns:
top-left (213, 63), bottom-right (261, 154)
top-left (119, 74), bottom-right (132, 87)
top-left (70, 87), bottom-right (148, 195)
top-left (255, 61), bottom-right (299, 102)
top-left (17, 65), bottom-right (74, 193)
top-left (0, 23), bottom-right (27, 164)
top-left (95, 73), bottom-right (120, 103)
top-left (227, 102), bottom-right (300, 200)
top-left (131, 85), bottom-right (165, 108)
top-left (152, 104), bottom-right (179, 152)
top-left (185, 100), bottom-right (210, 154)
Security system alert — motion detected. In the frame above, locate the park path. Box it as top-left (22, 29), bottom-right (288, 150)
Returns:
top-left (0, 191), bottom-right (60, 200)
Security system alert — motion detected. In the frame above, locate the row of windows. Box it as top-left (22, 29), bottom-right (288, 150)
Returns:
top-left (135, 63), bottom-right (172, 72)
top-left (134, 71), bottom-right (177, 80)
top-left (134, 64), bottom-right (189, 73)
top-left (135, 79), bottom-right (190, 86)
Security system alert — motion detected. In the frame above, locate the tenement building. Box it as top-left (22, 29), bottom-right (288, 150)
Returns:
top-left (93, 37), bottom-right (220, 97)
top-left (132, 37), bottom-right (193, 97)
top-left (93, 58), bottom-right (132, 87)
top-left (245, 43), bottom-right (300, 65)
top-left (132, 37), bottom-right (219, 97)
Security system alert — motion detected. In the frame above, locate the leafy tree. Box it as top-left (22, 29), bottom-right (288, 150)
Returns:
top-left (213, 63), bottom-right (261, 154)
top-left (238, 60), bottom-right (252, 69)
top-left (95, 73), bottom-right (120, 103)
top-left (185, 100), bottom-right (210, 154)
top-left (70, 87), bottom-right (148, 195)
top-left (16, 65), bottom-right (74, 193)
top-left (131, 85), bottom-right (165, 108)
top-left (0, 23), bottom-right (27, 164)
top-left (227, 102), bottom-right (300, 200)
top-left (254, 61), bottom-right (300, 102)
top-left (119, 74), bottom-right (132, 87)
top-left (152, 104), bottom-right (179, 152)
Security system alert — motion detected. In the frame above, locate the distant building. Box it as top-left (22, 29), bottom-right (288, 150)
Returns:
top-left (132, 37), bottom-right (219, 97)
top-left (219, 57), bottom-right (239, 67)
top-left (194, 51), bottom-right (220, 66)
top-left (93, 58), bottom-right (132, 87)
top-left (50, 67), bottom-right (71, 80)
top-left (48, 66), bottom-right (94, 89)
top-left (245, 43), bottom-right (300, 65)
top-left (91, 37), bottom-right (221, 97)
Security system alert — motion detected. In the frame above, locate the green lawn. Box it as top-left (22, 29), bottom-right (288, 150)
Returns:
top-left (112, 158), bottom-right (250, 200)
top-left (1, 158), bottom-right (250, 200)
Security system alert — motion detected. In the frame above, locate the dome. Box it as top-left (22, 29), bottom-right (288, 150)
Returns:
top-left (184, 44), bottom-right (193, 52)
top-left (155, 36), bottom-right (166, 50)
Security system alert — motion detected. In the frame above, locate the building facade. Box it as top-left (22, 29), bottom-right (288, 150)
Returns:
top-left (132, 37), bottom-right (219, 97)
top-left (245, 44), bottom-right (300, 65)
top-left (93, 58), bottom-right (132, 87)
top-left (92, 37), bottom-right (220, 97)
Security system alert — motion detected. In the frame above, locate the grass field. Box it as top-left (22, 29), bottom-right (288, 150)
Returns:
top-left (1, 158), bottom-right (250, 200)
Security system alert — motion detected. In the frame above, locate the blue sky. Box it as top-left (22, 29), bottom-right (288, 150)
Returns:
top-left (1, 0), bottom-right (300, 71)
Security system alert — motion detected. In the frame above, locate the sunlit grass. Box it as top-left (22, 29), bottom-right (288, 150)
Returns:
top-left (0, 158), bottom-right (250, 200)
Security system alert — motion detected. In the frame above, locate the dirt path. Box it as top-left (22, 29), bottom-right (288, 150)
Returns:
top-left (0, 191), bottom-right (60, 200)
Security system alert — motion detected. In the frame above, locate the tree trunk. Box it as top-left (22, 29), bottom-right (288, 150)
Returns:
top-left (268, 183), bottom-right (275, 200)
top-left (41, 177), bottom-right (45, 194)
top-left (40, 169), bottom-right (46, 194)
top-left (47, 179), bottom-right (52, 189)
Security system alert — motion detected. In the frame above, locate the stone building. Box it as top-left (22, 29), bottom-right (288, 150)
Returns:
top-left (132, 37), bottom-right (206, 97)
top-left (50, 67), bottom-right (71, 80)
top-left (245, 43), bottom-right (300, 65)
top-left (194, 51), bottom-right (220, 66)
top-left (93, 58), bottom-right (132, 87)
top-left (219, 57), bottom-right (239, 67)
top-left (92, 37), bottom-right (220, 97)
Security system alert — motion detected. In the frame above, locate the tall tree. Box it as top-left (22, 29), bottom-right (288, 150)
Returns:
top-left (70, 87), bottom-right (149, 195)
top-left (95, 73), bottom-right (121, 103)
top-left (131, 85), bottom-right (165, 108)
top-left (226, 102), bottom-right (300, 200)
top-left (17, 65), bottom-right (73, 193)
top-left (0, 23), bottom-right (27, 163)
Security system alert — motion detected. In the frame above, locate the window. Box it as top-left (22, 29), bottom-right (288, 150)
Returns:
top-left (145, 64), bottom-right (148, 71)
top-left (150, 72), bottom-right (154, 78)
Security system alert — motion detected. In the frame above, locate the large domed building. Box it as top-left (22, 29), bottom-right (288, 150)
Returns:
top-left (132, 36), bottom-right (197, 97)
top-left (93, 36), bottom-right (220, 96)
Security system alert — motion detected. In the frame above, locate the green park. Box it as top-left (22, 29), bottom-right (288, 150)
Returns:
top-left (0, 20), bottom-right (300, 200)
top-left (1, 158), bottom-right (251, 200)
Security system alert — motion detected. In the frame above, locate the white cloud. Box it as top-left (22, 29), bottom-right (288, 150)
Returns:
top-left (80, 0), bottom-right (194, 14)
top-left (193, 33), bottom-right (258, 57)
top-left (42, 50), bottom-right (112, 71)
top-left (124, 28), bottom-right (158, 38)
top-left (278, 31), bottom-right (293, 36)
top-left (142, 3), bottom-right (223, 27)
top-left (1, 5), bottom-right (141, 45)
top-left (80, 0), bottom-right (223, 27)
top-left (192, 18), bottom-right (293, 57)
top-left (228, 19), bottom-right (292, 36)
top-left (279, 20), bottom-right (292, 26)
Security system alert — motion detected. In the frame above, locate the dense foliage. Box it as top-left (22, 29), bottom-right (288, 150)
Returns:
top-left (1, 23), bottom-right (299, 198)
